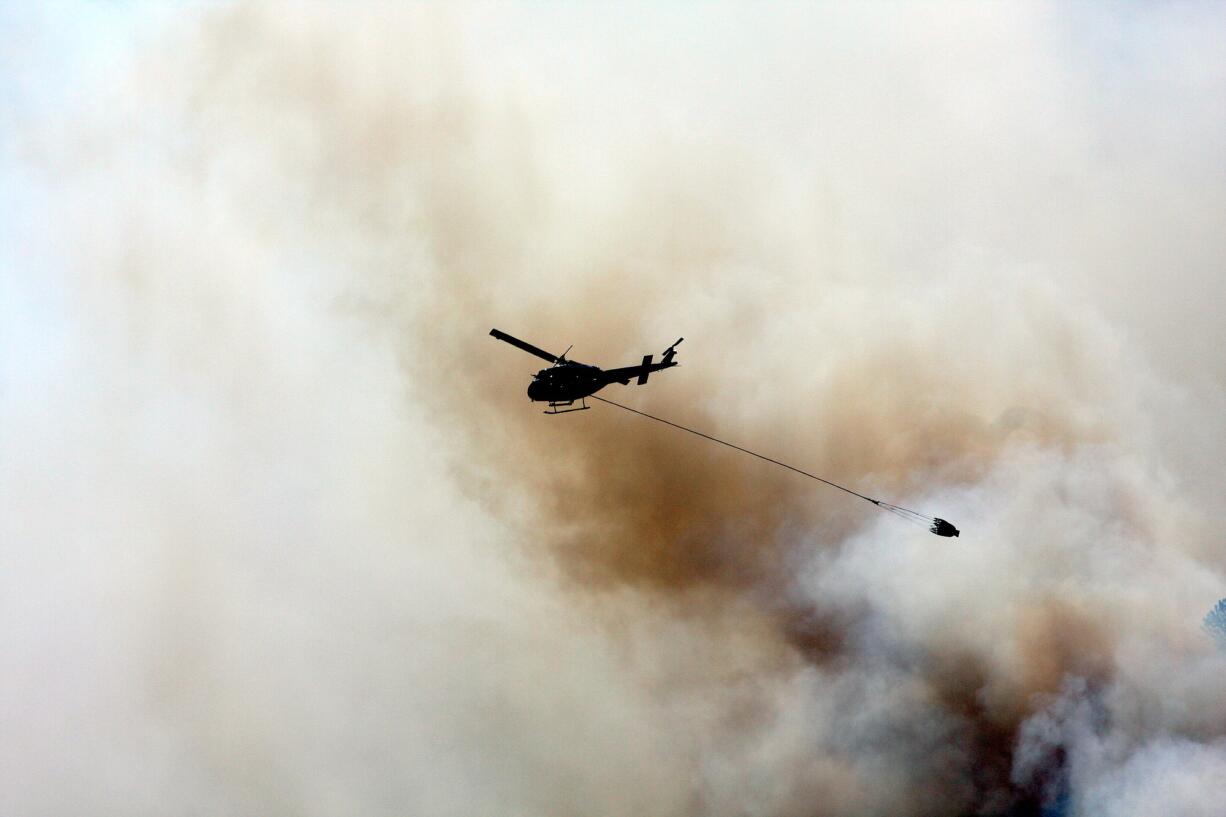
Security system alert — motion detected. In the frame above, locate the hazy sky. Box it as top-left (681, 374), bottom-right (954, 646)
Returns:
top-left (4, 4), bottom-right (1226, 816)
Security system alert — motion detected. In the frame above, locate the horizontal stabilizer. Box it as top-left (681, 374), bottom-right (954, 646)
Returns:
top-left (637, 354), bottom-right (653, 385)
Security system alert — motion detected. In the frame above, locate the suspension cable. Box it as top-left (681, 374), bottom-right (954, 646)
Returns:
top-left (590, 394), bottom-right (958, 536)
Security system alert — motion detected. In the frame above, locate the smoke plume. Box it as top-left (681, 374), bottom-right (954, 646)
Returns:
top-left (4, 4), bottom-right (1226, 816)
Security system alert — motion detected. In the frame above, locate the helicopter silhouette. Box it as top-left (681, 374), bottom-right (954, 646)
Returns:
top-left (490, 328), bottom-right (683, 414)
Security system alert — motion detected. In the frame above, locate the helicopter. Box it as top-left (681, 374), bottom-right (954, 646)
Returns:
top-left (490, 328), bottom-right (683, 414)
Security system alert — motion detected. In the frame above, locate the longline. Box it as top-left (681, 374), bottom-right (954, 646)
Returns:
top-left (589, 394), bottom-right (927, 522)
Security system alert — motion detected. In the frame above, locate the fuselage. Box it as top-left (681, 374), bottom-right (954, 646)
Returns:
top-left (527, 361), bottom-right (607, 403)
top-left (493, 328), bottom-right (682, 407)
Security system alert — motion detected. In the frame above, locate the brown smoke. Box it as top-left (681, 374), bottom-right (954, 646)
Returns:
top-left (5, 4), bottom-right (1226, 817)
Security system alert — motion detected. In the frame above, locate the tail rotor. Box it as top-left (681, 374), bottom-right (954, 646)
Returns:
top-left (662, 337), bottom-right (683, 365)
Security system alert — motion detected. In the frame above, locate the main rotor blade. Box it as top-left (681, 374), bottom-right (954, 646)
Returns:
top-left (489, 328), bottom-right (558, 363)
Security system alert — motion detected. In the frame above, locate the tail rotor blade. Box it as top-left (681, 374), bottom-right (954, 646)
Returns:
top-left (662, 337), bottom-right (683, 364)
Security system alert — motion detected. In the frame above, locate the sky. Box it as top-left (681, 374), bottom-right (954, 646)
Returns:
top-left (3, 3), bottom-right (1226, 816)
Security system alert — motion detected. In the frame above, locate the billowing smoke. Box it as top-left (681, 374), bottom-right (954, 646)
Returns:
top-left (4, 4), bottom-right (1226, 816)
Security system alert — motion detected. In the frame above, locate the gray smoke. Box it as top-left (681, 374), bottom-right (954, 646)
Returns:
top-left (3, 4), bottom-right (1226, 816)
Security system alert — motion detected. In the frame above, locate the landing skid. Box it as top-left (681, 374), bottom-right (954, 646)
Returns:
top-left (544, 397), bottom-right (590, 415)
